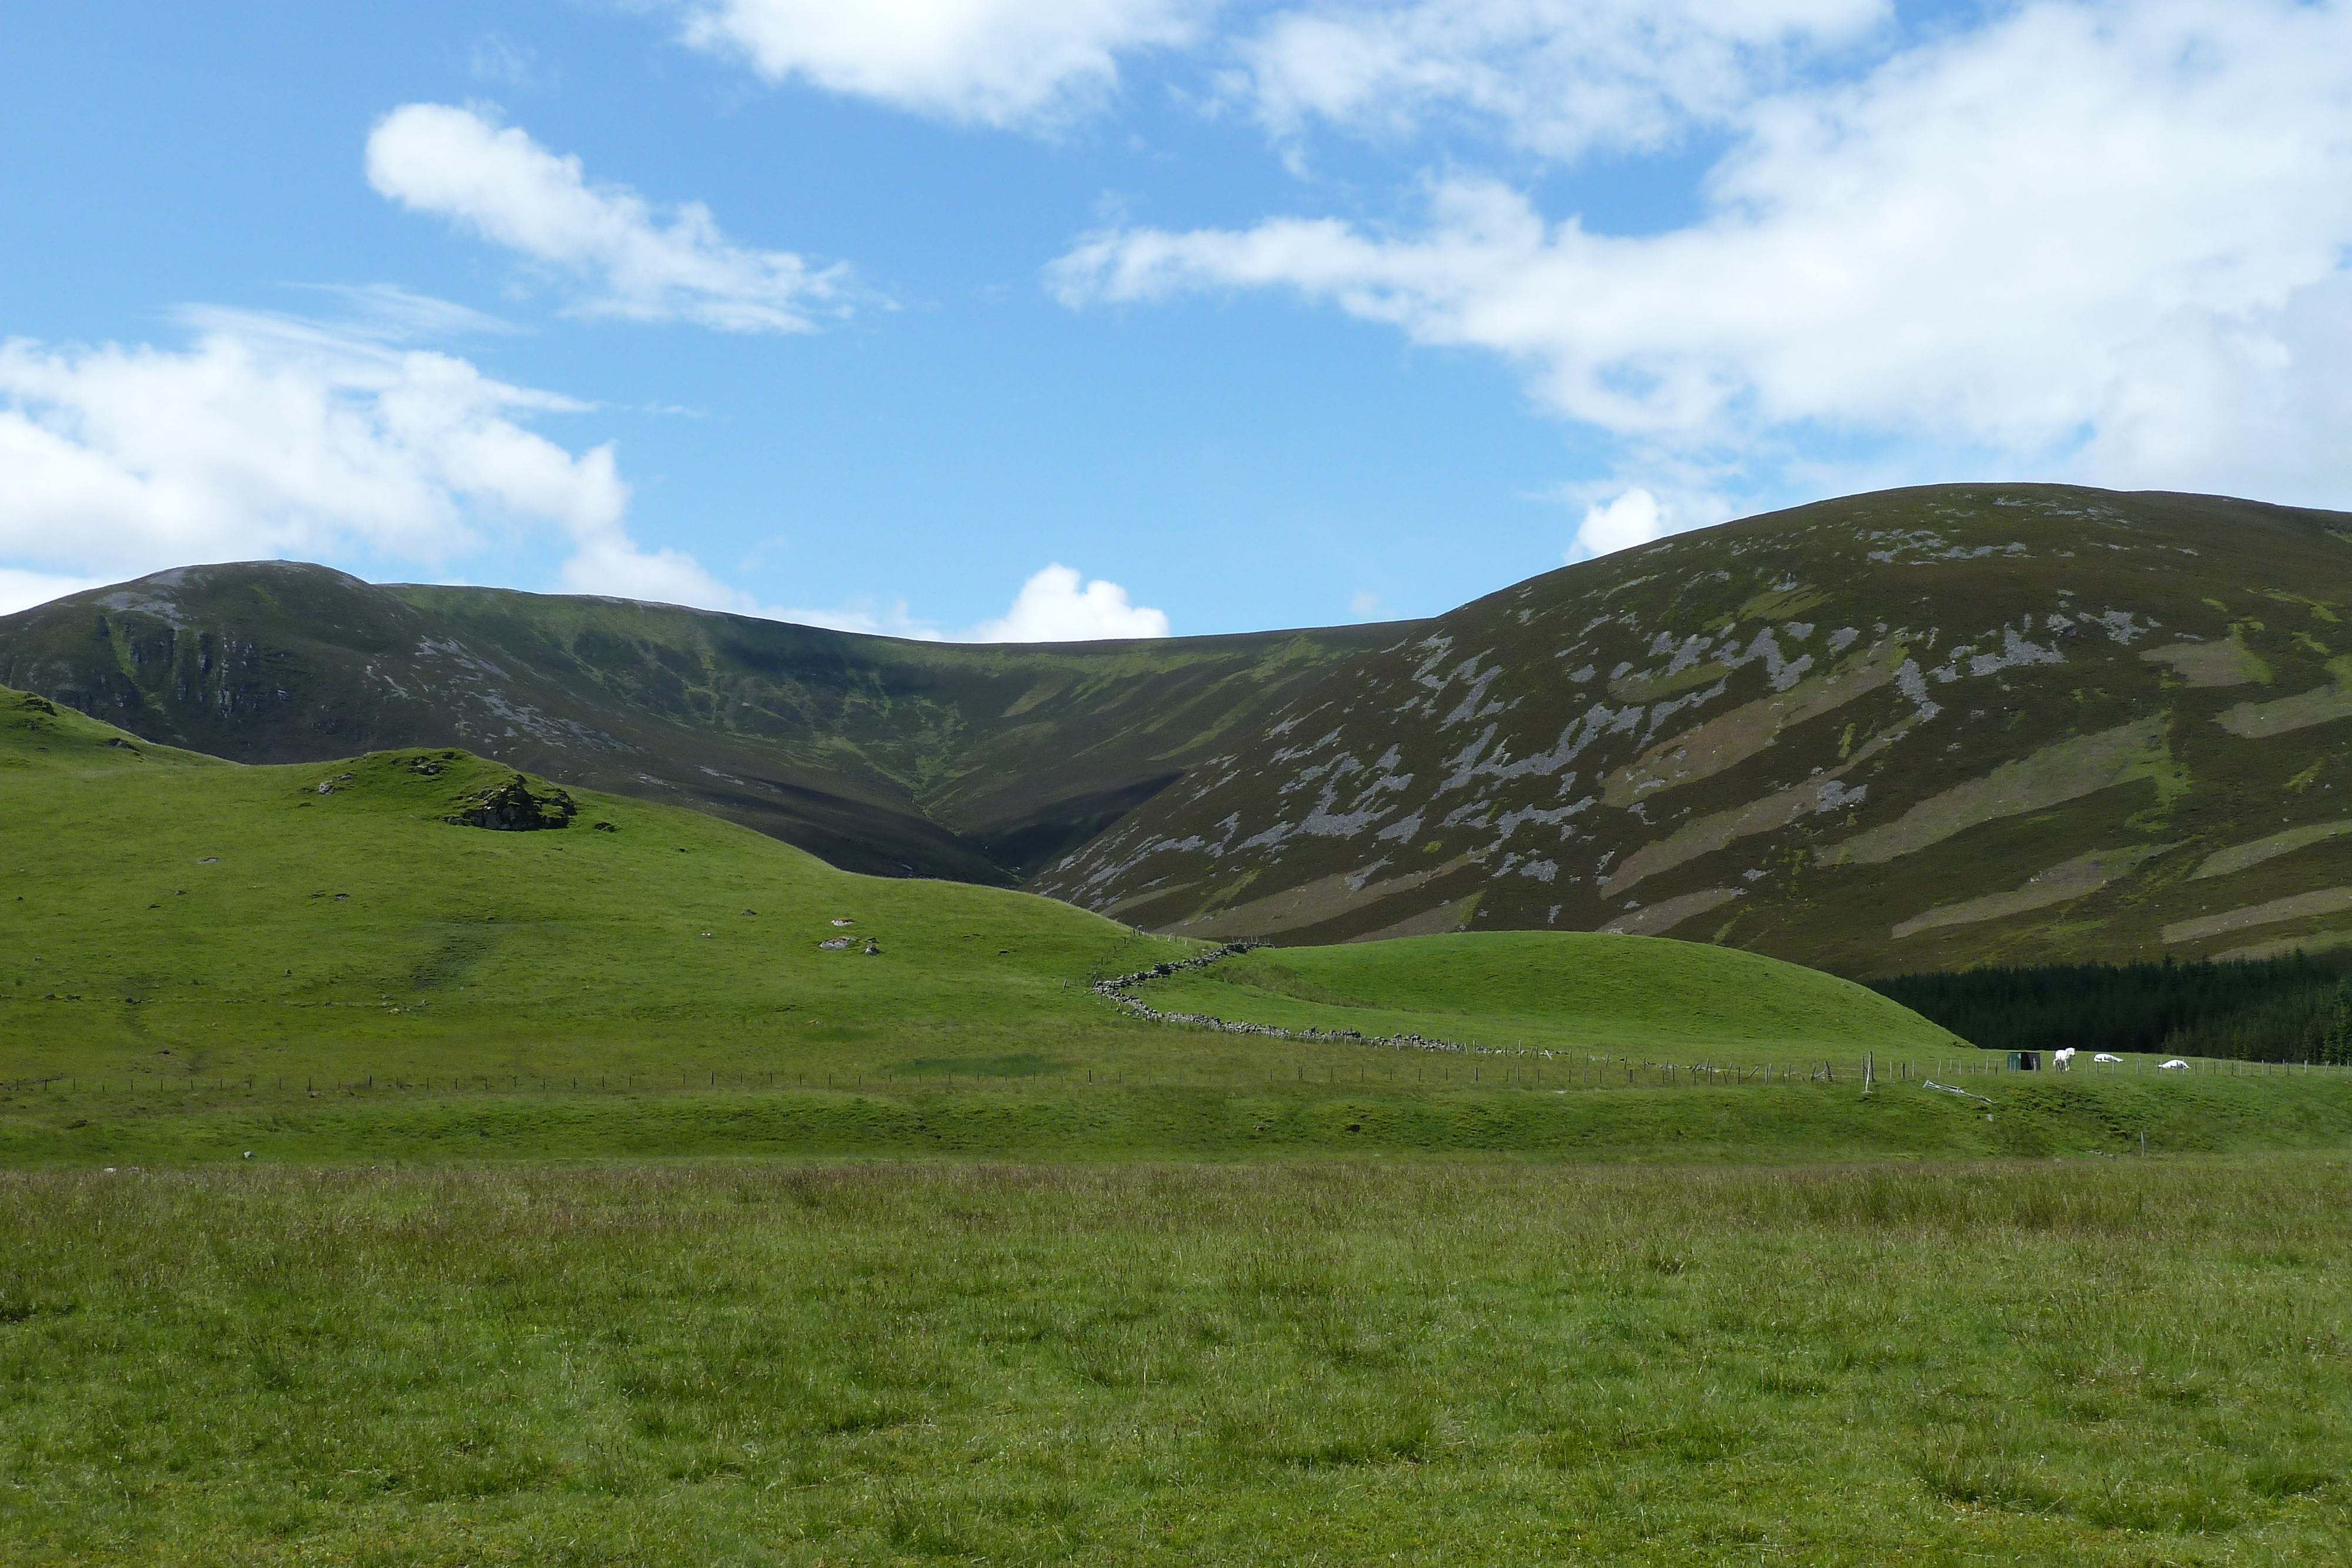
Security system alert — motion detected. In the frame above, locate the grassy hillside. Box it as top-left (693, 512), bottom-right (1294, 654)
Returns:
top-left (0, 683), bottom-right (1200, 1088)
top-left (1138, 931), bottom-right (1966, 1057)
top-left (0, 563), bottom-right (1394, 884)
top-left (1041, 484), bottom-right (2352, 974)
top-left (16, 687), bottom-right (2352, 1172)
top-left (1, 686), bottom-right (222, 772)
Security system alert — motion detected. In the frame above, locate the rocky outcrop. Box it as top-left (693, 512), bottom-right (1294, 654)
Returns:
top-left (445, 774), bottom-right (576, 831)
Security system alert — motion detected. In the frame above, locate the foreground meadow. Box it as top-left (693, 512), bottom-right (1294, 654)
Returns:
top-left (5, 1156), bottom-right (2350, 1565)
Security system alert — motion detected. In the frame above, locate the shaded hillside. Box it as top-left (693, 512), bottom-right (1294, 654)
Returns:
top-left (2, 684), bottom-right (225, 773)
top-left (1035, 484), bottom-right (2352, 973)
top-left (0, 565), bottom-right (1396, 882)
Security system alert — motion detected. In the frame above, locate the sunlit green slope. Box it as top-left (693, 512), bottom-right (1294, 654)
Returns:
top-left (1137, 932), bottom-right (1966, 1058)
top-left (1, 685), bottom-right (1192, 1083)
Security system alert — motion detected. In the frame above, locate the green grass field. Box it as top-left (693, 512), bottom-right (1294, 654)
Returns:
top-left (6, 1156), bottom-right (2351, 1566)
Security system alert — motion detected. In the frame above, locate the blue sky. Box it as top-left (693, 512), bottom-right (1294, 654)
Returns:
top-left (5, 1), bottom-right (2351, 638)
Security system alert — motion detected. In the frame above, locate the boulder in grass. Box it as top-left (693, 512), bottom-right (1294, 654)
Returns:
top-left (445, 774), bottom-right (577, 831)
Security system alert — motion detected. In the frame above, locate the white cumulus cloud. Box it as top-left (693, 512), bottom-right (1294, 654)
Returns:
top-left (965, 563), bottom-right (1170, 641)
top-left (1571, 488), bottom-right (1666, 560)
top-left (1235, 0), bottom-right (1885, 160)
top-left (366, 103), bottom-right (848, 332)
top-left (676, 0), bottom-right (1210, 126)
top-left (1057, 0), bottom-right (2352, 515)
top-left (0, 307), bottom-right (754, 618)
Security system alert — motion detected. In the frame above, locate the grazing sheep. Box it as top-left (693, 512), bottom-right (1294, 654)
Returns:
top-left (2093, 1052), bottom-right (2123, 1064)
top-left (2159, 1058), bottom-right (2190, 1070)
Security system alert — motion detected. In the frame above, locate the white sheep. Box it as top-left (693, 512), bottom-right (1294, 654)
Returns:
top-left (2160, 1058), bottom-right (2190, 1071)
top-left (2093, 1052), bottom-right (2123, 1064)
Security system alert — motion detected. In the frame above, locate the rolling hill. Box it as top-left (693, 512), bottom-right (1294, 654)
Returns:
top-left (0, 679), bottom-right (1196, 1085)
top-left (16, 483), bottom-right (2352, 977)
top-left (1036, 484), bottom-right (2352, 975)
top-left (0, 563), bottom-right (1394, 884)
top-left (2, 681), bottom-right (2007, 1154)
top-left (1127, 931), bottom-right (1964, 1058)
top-left (16, 680), bottom-right (2352, 1178)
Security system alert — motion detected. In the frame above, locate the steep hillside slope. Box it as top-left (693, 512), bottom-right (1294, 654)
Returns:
top-left (1035, 485), bottom-right (2352, 974)
top-left (0, 566), bottom-right (1394, 883)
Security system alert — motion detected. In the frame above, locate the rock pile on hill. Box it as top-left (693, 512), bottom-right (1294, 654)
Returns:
top-left (445, 774), bottom-right (577, 831)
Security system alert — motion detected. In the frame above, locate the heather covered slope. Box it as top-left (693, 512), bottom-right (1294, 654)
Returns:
top-left (1035, 485), bottom-right (2352, 974)
top-left (0, 564), bottom-right (1395, 884)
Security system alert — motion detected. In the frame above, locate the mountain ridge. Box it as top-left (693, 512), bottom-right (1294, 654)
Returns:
top-left (17, 482), bottom-right (2352, 974)
top-left (0, 561), bottom-right (1399, 883)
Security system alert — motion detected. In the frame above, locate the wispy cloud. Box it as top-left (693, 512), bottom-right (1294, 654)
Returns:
top-left (366, 103), bottom-right (854, 332)
top-left (1232, 0), bottom-right (1885, 161)
top-left (675, 0), bottom-right (1214, 128)
top-left (469, 32), bottom-right (552, 91)
top-left (286, 283), bottom-right (520, 342)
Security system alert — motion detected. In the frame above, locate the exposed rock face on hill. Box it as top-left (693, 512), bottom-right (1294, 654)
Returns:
top-left (446, 774), bottom-right (577, 831)
top-left (1034, 486), bottom-right (2352, 974)
top-left (0, 564), bottom-right (1394, 883)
